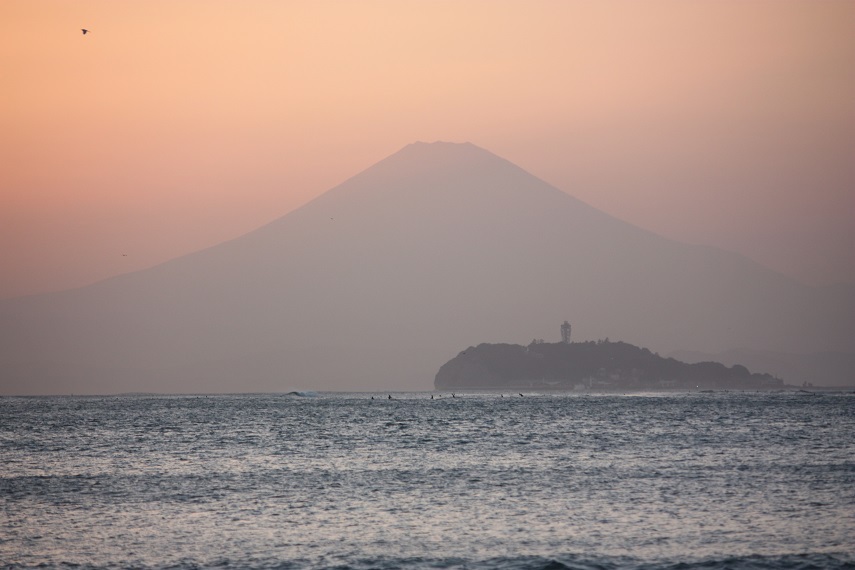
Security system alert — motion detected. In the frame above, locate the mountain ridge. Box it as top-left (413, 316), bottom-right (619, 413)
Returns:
top-left (1, 141), bottom-right (851, 394)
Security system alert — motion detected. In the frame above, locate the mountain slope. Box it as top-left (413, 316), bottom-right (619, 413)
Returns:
top-left (1, 142), bottom-right (851, 394)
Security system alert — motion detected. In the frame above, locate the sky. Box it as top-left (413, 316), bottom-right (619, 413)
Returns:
top-left (2, 0), bottom-right (853, 300)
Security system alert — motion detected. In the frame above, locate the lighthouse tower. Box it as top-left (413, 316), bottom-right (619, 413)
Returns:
top-left (561, 321), bottom-right (572, 344)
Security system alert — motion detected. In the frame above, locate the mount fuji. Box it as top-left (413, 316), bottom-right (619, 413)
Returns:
top-left (1, 142), bottom-right (851, 394)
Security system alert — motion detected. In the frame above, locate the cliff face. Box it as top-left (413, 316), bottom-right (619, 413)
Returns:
top-left (435, 341), bottom-right (780, 390)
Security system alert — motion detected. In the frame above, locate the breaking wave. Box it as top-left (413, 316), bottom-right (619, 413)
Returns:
top-left (283, 390), bottom-right (320, 397)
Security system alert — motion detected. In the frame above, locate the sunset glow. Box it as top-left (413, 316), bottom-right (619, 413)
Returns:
top-left (2, 1), bottom-right (853, 298)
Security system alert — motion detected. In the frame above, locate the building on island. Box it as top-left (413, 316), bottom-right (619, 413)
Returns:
top-left (561, 320), bottom-right (572, 344)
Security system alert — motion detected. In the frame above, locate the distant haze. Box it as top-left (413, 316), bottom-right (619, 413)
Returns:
top-left (1, 1), bottom-right (854, 301)
top-left (1, 142), bottom-right (852, 394)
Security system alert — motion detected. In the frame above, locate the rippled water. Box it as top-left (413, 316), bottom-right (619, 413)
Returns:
top-left (1, 391), bottom-right (853, 569)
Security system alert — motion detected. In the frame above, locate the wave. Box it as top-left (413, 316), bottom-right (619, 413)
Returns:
top-left (8, 553), bottom-right (851, 570)
top-left (283, 390), bottom-right (320, 398)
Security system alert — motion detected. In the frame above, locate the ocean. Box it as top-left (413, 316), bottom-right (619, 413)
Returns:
top-left (1, 391), bottom-right (853, 569)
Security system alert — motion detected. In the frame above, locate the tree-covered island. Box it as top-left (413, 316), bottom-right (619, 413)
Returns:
top-left (434, 339), bottom-right (783, 391)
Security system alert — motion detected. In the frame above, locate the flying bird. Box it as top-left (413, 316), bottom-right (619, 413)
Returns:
top-left (82, 29), bottom-right (89, 35)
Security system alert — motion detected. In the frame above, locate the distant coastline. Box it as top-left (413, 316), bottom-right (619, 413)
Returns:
top-left (435, 339), bottom-right (787, 391)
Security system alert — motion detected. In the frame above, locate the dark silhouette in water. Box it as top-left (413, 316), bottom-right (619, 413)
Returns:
top-left (436, 340), bottom-right (782, 391)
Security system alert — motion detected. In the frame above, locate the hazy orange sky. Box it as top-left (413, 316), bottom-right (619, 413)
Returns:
top-left (2, 1), bottom-right (853, 299)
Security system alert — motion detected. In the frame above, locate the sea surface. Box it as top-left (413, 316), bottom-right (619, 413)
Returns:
top-left (1, 391), bottom-right (853, 570)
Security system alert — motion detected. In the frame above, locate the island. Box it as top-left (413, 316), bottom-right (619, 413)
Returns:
top-left (434, 339), bottom-right (783, 391)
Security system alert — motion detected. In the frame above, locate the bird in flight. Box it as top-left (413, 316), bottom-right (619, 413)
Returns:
top-left (82, 29), bottom-right (89, 35)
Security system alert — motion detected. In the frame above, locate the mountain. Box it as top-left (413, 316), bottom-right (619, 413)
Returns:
top-left (1, 141), bottom-right (852, 394)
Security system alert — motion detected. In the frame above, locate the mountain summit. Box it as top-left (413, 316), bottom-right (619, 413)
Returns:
top-left (1, 142), bottom-right (851, 394)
